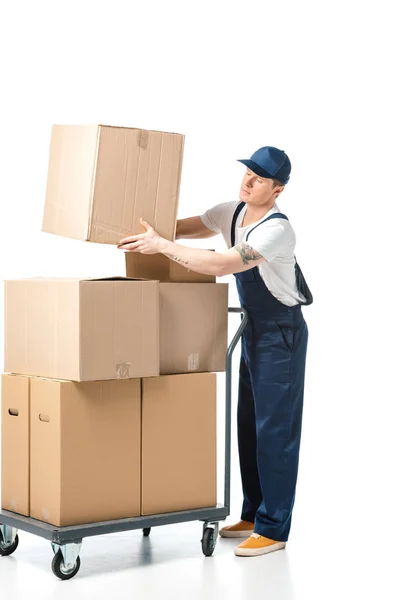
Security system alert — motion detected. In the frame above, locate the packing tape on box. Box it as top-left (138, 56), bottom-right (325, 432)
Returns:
top-left (42, 508), bottom-right (50, 522)
top-left (116, 362), bottom-right (131, 378)
top-left (188, 353), bottom-right (200, 371)
top-left (138, 129), bottom-right (149, 150)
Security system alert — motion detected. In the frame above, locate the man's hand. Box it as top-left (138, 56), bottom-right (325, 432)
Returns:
top-left (118, 218), bottom-right (167, 254)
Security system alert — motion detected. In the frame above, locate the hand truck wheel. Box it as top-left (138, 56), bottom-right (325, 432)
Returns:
top-left (201, 527), bottom-right (217, 557)
top-left (0, 525), bottom-right (19, 557)
top-left (0, 532), bottom-right (19, 556)
top-left (51, 550), bottom-right (81, 580)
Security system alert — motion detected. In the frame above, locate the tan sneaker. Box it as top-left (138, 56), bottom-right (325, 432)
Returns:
top-left (219, 520), bottom-right (254, 538)
top-left (234, 533), bottom-right (286, 557)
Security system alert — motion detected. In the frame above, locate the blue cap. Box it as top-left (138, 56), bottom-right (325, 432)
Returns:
top-left (238, 146), bottom-right (291, 184)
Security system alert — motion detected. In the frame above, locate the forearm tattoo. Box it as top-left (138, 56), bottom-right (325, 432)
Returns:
top-left (166, 253), bottom-right (190, 266)
top-left (234, 243), bottom-right (262, 265)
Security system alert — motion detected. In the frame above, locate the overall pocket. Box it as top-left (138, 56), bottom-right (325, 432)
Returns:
top-left (274, 319), bottom-right (295, 352)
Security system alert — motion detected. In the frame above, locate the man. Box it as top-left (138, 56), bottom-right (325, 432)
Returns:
top-left (118, 146), bottom-right (312, 558)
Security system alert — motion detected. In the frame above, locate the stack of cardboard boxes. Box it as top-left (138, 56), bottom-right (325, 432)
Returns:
top-left (1, 124), bottom-right (228, 526)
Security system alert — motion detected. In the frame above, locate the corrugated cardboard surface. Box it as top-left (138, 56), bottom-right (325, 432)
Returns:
top-left (1, 374), bottom-right (30, 515)
top-left (42, 124), bottom-right (184, 244)
top-left (30, 377), bottom-right (141, 526)
top-left (4, 278), bottom-right (81, 381)
top-left (4, 277), bottom-right (159, 381)
top-left (159, 283), bottom-right (228, 374)
top-left (78, 279), bottom-right (159, 380)
top-left (125, 252), bottom-right (216, 283)
top-left (42, 125), bottom-right (99, 241)
top-left (141, 373), bottom-right (217, 515)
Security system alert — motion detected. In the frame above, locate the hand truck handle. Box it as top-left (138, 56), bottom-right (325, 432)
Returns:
top-left (224, 307), bottom-right (248, 510)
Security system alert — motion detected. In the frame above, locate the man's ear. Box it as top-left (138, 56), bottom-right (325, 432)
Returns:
top-left (274, 185), bottom-right (285, 197)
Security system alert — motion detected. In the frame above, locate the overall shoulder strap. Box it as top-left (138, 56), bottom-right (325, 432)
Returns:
top-left (245, 212), bottom-right (288, 242)
top-left (230, 202), bottom-right (246, 247)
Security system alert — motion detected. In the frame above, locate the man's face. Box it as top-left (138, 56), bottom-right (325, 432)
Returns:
top-left (239, 169), bottom-right (283, 205)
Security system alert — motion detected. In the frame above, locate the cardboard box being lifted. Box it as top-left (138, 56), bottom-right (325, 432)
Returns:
top-left (29, 377), bottom-right (141, 526)
top-left (42, 125), bottom-right (185, 244)
top-left (4, 277), bottom-right (159, 381)
top-left (141, 373), bottom-right (217, 515)
top-left (1, 374), bottom-right (31, 516)
top-left (125, 252), bottom-right (216, 283)
top-left (159, 283), bottom-right (228, 374)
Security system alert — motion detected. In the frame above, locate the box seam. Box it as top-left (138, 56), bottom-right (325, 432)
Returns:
top-left (172, 137), bottom-right (185, 240)
top-left (87, 125), bottom-right (101, 240)
top-left (153, 134), bottom-right (163, 232)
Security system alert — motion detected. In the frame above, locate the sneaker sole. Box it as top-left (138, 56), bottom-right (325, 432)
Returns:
top-left (234, 541), bottom-right (286, 557)
top-left (219, 529), bottom-right (254, 538)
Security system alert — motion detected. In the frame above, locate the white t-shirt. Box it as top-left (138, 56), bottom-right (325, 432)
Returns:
top-left (200, 201), bottom-right (306, 307)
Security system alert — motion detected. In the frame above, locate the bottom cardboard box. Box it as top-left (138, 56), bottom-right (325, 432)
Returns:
top-left (28, 377), bottom-right (141, 527)
top-left (142, 373), bottom-right (217, 515)
top-left (1, 374), bottom-right (31, 515)
top-left (1, 372), bottom-right (217, 525)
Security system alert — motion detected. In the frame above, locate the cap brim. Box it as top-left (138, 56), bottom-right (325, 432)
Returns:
top-left (237, 159), bottom-right (273, 179)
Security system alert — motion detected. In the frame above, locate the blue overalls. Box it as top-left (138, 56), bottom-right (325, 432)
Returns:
top-left (232, 202), bottom-right (312, 542)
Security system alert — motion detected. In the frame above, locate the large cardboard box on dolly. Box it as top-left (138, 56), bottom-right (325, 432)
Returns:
top-left (42, 124), bottom-right (185, 244)
top-left (125, 252), bottom-right (216, 283)
top-left (159, 283), bottom-right (228, 375)
top-left (141, 373), bottom-right (217, 515)
top-left (1, 374), bottom-right (30, 516)
top-left (4, 277), bottom-right (159, 382)
top-left (29, 377), bottom-right (141, 527)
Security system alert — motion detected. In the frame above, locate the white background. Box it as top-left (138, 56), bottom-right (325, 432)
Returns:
top-left (0, 0), bottom-right (399, 598)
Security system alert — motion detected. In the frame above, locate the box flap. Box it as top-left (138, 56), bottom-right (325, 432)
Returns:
top-left (4, 277), bottom-right (80, 283)
top-left (4, 276), bottom-right (156, 283)
top-left (98, 124), bottom-right (184, 136)
top-left (79, 276), bottom-right (158, 282)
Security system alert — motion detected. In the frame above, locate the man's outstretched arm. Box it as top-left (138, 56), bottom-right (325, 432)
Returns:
top-left (118, 218), bottom-right (265, 276)
top-left (163, 240), bottom-right (265, 277)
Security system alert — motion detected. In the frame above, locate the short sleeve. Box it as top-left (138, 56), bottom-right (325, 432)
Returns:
top-left (200, 202), bottom-right (235, 234)
top-left (247, 221), bottom-right (292, 262)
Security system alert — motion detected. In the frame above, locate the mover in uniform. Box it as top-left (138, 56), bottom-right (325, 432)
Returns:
top-left (119, 146), bottom-right (312, 557)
